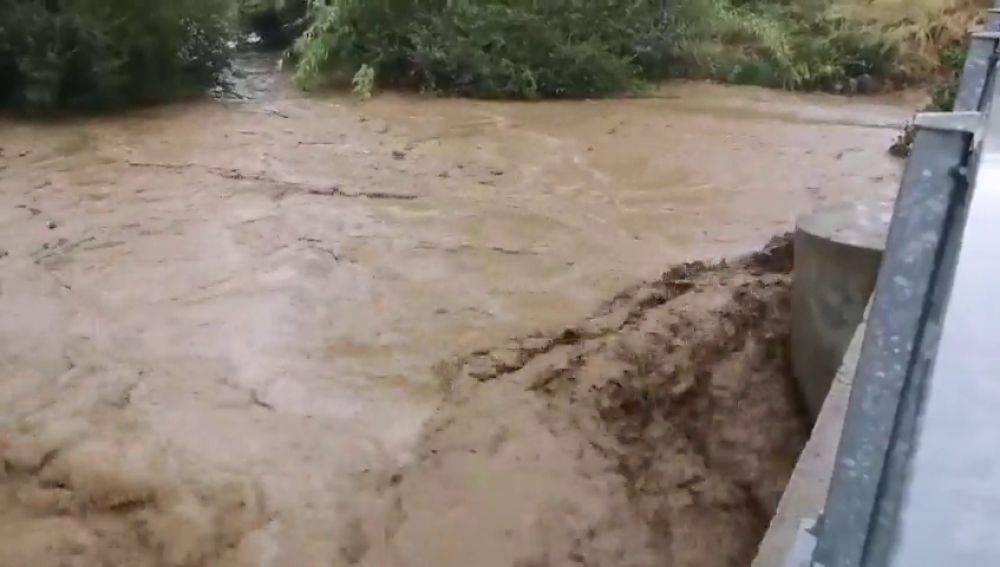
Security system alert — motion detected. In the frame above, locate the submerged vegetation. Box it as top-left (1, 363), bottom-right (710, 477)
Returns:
top-left (0, 0), bottom-right (988, 112)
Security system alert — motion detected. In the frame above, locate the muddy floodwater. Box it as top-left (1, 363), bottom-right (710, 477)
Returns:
top-left (0, 58), bottom-right (913, 566)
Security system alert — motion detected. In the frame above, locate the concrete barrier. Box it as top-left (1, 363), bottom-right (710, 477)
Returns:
top-left (791, 202), bottom-right (891, 420)
top-left (755, 202), bottom-right (890, 564)
top-left (753, 312), bottom-right (868, 567)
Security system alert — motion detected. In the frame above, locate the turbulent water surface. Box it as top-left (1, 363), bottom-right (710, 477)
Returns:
top-left (0, 56), bottom-right (913, 566)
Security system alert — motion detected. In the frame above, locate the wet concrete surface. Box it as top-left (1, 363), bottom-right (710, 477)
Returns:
top-left (0, 57), bottom-right (912, 565)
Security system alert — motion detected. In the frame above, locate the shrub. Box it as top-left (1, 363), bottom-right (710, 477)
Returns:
top-left (289, 0), bottom-right (942, 98)
top-left (2, 0), bottom-right (976, 112)
top-left (405, 4), bottom-right (642, 98)
top-left (292, 0), bottom-right (671, 98)
top-left (0, 0), bottom-right (232, 113)
top-left (664, 0), bottom-right (896, 90)
top-left (830, 0), bottom-right (988, 83)
top-left (671, 0), bottom-right (988, 91)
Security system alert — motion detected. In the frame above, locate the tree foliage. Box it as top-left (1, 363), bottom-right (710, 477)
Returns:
top-left (0, 0), bottom-right (985, 112)
top-left (0, 0), bottom-right (232, 113)
top-left (287, 0), bottom-right (986, 98)
top-left (291, 0), bottom-right (672, 98)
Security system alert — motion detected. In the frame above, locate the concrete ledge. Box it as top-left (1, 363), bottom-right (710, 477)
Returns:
top-left (753, 312), bottom-right (867, 566)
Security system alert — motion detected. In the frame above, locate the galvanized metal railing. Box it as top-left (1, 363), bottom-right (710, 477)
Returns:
top-left (789, 3), bottom-right (1000, 566)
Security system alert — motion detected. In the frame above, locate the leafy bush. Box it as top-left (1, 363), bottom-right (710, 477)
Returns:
top-left (288, 0), bottom-right (941, 98)
top-left (1, 0), bottom-right (978, 113)
top-left (0, 0), bottom-right (232, 113)
top-left (664, 0), bottom-right (897, 90)
top-left (293, 0), bottom-right (671, 98)
top-left (405, 4), bottom-right (645, 98)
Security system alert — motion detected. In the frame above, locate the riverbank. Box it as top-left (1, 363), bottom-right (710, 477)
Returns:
top-left (2, 0), bottom-right (982, 115)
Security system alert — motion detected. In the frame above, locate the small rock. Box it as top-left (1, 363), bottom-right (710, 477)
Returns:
top-left (489, 168), bottom-right (504, 176)
top-left (391, 150), bottom-right (406, 160)
top-left (47, 220), bottom-right (58, 230)
top-left (437, 170), bottom-right (450, 178)
top-left (0, 248), bottom-right (8, 259)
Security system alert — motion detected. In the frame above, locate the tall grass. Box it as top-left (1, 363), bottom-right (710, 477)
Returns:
top-left (832, 0), bottom-right (987, 83)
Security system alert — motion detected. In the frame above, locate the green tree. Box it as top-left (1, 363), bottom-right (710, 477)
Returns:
top-left (0, 0), bottom-right (232, 113)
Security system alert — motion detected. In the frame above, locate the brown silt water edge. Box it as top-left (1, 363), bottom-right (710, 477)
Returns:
top-left (0, 57), bottom-right (910, 565)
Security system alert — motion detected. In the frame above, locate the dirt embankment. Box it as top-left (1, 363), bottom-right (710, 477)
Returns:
top-left (345, 236), bottom-right (809, 567)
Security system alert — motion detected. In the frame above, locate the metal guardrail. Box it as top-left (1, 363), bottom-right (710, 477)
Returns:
top-left (789, 3), bottom-right (1000, 566)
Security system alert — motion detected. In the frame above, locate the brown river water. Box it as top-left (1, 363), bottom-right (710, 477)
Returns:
top-left (0, 56), bottom-right (913, 566)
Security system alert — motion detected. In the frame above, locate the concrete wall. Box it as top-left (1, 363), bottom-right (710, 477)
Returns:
top-left (791, 203), bottom-right (888, 419)
top-left (753, 313), bottom-right (867, 566)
